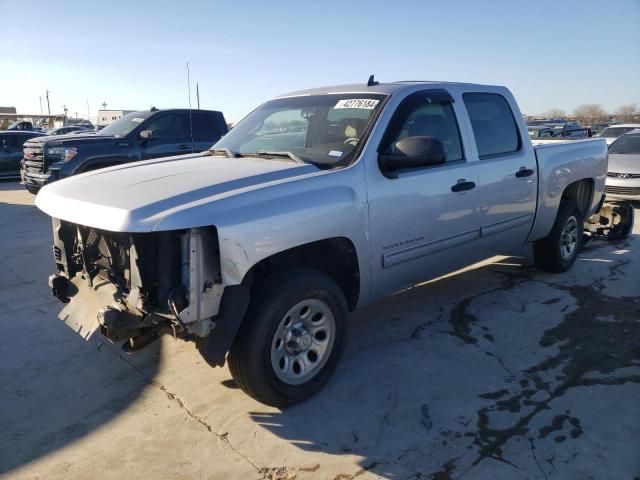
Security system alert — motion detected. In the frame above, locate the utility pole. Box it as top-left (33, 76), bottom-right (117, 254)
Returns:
top-left (45, 90), bottom-right (51, 115)
top-left (196, 82), bottom-right (200, 110)
top-left (39, 96), bottom-right (43, 114)
top-left (63, 105), bottom-right (68, 125)
top-left (86, 99), bottom-right (90, 121)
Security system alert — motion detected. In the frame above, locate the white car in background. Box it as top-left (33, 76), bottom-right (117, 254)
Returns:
top-left (605, 129), bottom-right (640, 201)
top-left (597, 124), bottom-right (640, 145)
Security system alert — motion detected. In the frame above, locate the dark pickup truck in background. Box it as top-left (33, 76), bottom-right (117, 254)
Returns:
top-left (21, 108), bottom-right (227, 193)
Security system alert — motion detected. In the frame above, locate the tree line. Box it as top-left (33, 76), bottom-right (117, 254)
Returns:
top-left (541, 103), bottom-right (638, 124)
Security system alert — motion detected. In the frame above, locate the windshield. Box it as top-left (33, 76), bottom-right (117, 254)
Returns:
top-left (609, 134), bottom-right (640, 154)
top-left (212, 93), bottom-right (387, 166)
top-left (98, 111), bottom-right (152, 138)
top-left (600, 126), bottom-right (637, 138)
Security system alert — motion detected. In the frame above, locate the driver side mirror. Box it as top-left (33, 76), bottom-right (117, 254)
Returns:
top-left (139, 130), bottom-right (153, 141)
top-left (379, 136), bottom-right (447, 176)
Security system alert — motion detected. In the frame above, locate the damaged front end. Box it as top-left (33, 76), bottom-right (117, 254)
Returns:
top-left (49, 219), bottom-right (240, 356)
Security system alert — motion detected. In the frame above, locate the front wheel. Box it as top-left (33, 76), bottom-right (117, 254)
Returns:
top-left (227, 268), bottom-right (347, 407)
top-left (533, 200), bottom-right (583, 273)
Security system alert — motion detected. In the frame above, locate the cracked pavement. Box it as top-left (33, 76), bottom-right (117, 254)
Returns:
top-left (0, 182), bottom-right (638, 479)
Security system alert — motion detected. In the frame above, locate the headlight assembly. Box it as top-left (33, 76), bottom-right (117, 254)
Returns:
top-left (47, 147), bottom-right (77, 162)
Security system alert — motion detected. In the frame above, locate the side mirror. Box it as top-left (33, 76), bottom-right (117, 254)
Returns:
top-left (139, 130), bottom-right (153, 141)
top-left (380, 136), bottom-right (447, 174)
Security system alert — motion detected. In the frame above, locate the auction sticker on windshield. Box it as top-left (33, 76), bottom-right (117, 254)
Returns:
top-left (334, 99), bottom-right (379, 109)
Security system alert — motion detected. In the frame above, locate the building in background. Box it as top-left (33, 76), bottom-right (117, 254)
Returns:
top-left (97, 109), bottom-right (134, 126)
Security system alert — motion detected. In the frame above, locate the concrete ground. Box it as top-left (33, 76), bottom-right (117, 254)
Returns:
top-left (0, 181), bottom-right (638, 480)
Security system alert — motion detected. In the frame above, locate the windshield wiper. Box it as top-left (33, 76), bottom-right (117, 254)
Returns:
top-left (209, 147), bottom-right (240, 158)
top-left (253, 150), bottom-right (305, 164)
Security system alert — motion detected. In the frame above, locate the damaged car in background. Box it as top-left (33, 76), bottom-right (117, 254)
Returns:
top-left (36, 79), bottom-right (633, 407)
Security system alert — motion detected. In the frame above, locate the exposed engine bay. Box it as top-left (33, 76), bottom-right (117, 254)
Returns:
top-left (49, 219), bottom-right (226, 353)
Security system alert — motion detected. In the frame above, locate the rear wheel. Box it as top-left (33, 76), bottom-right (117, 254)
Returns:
top-left (228, 268), bottom-right (347, 407)
top-left (534, 200), bottom-right (583, 273)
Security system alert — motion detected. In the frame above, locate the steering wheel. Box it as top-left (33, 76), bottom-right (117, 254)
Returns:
top-left (343, 137), bottom-right (359, 145)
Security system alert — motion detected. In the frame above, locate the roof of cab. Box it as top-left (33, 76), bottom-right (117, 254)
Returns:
top-left (276, 80), bottom-right (495, 98)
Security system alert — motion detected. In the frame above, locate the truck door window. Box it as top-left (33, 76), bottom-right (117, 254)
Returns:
top-left (380, 94), bottom-right (463, 164)
top-left (191, 112), bottom-right (222, 142)
top-left (145, 113), bottom-right (188, 140)
top-left (463, 93), bottom-right (521, 158)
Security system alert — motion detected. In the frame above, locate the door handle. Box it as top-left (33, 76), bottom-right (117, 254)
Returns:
top-left (515, 168), bottom-right (534, 178)
top-left (178, 144), bottom-right (191, 150)
top-left (451, 179), bottom-right (476, 193)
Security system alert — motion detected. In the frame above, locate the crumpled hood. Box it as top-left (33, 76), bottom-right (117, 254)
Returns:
top-left (35, 153), bottom-right (317, 232)
top-left (608, 154), bottom-right (640, 175)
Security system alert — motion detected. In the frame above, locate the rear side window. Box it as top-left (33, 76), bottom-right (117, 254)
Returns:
top-left (190, 112), bottom-right (225, 142)
top-left (463, 93), bottom-right (521, 158)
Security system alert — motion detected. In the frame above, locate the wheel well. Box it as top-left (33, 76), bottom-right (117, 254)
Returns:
top-left (562, 179), bottom-right (594, 216)
top-left (243, 238), bottom-right (360, 310)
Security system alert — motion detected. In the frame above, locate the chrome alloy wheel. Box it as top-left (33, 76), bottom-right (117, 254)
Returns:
top-left (560, 216), bottom-right (579, 260)
top-left (270, 299), bottom-right (336, 385)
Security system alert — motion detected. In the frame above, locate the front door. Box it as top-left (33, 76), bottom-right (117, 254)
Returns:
top-left (366, 90), bottom-right (482, 301)
top-left (140, 112), bottom-right (192, 160)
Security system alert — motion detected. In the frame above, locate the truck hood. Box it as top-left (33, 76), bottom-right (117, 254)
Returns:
top-left (608, 153), bottom-right (640, 175)
top-left (26, 133), bottom-right (116, 147)
top-left (35, 153), bottom-right (318, 232)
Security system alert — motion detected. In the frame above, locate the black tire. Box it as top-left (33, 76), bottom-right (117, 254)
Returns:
top-left (227, 268), bottom-right (348, 407)
top-left (606, 202), bottom-right (634, 241)
top-left (533, 200), bottom-right (583, 273)
top-left (26, 187), bottom-right (39, 195)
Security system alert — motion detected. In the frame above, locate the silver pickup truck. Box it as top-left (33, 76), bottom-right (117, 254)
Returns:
top-left (36, 80), bottom-right (614, 406)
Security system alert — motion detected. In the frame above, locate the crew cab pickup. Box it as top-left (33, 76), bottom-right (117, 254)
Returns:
top-left (36, 80), bottom-right (610, 406)
top-left (22, 108), bottom-right (227, 193)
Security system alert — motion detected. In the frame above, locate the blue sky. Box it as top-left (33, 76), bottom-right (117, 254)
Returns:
top-left (1, 0), bottom-right (638, 122)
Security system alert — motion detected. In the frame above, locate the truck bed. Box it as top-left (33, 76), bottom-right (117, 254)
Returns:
top-left (527, 138), bottom-right (608, 242)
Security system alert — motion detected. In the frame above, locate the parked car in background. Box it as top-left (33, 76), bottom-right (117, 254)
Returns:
top-left (22, 108), bottom-right (227, 192)
top-left (35, 80), bottom-right (611, 406)
top-left (7, 120), bottom-right (35, 131)
top-left (544, 122), bottom-right (588, 138)
top-left (45, 126), bottom-right (92, 136)
top-left (528, 125), bottom-right (558, 138)
top-left (591, 121), bottom-right (619, 135)
top-left (604, 129), bottom-right (640, 201)
top-left (596, 124), bottom-right (640, 145)
top-left (0, 130), bottom-right (45, 178)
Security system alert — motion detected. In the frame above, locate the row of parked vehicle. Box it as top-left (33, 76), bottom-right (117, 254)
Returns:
top-left (26, 78), bottom-right (635, 407)
top-left (0, 109), bottom-right (228, 187)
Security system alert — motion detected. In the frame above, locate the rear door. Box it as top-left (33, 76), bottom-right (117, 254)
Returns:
top-left (189, 111), bottom-right (226, 152)
top-left (140, 112), bottom-right (192, 159)
top-left (366, 89), bottom-right (482, 299)
top-left (462, 92), bottom-right (537, 251)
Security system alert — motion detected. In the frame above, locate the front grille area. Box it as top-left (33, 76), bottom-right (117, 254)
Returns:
top-left (604, 185), bottom-right (640, 196)
top-left (23, 145), bottom-right (45, 174)
top-left (607, 172), bottom-right (640, 179)
top-left (78, 226), bottom-right (131, 290)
